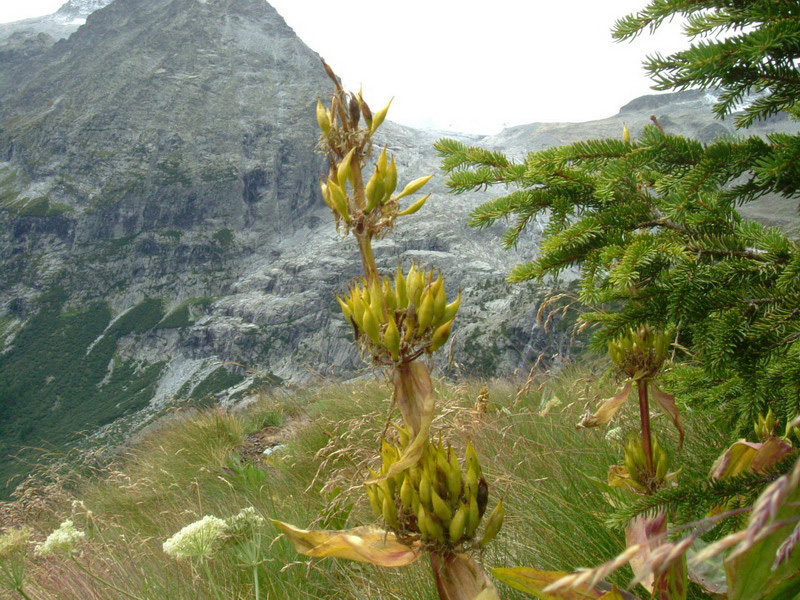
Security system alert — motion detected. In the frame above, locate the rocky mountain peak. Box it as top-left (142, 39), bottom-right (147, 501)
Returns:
top-left (55, 0), bottom-right (113, 20)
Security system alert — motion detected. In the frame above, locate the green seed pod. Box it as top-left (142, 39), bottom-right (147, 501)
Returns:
top-left (366, 484), bottom-right (382, 517)
top-left (447, 452), bottom-right (462, 504)
top-left (442, 291), bottom-right (462, 323)
top-left (425, 511), bottom-right (445, 544)
top-left (416, 504), bottom-right (429, 538)
top-left (351, 289), bottom-right (366, 330)
top-left (397, 194), bottom-right (430, 216)
top-left (328, 179), bottom-right (350, 223)
top-left (383, 156), bottom-right (398, 202)
top-left (449, 503), bottom-right (467, 544)
top-left (400, 475), bottom-right (413, 513)
top-left (432, 277), bottom-right (447, 325)
top-left (465, 495), bottom-right (480, 538)
top-left (365, 168), bottom-right (382, 212)
top-left (384, 316), bottom-right (400, 361)
top-left (383, 495), bottom-right (399, 530)
top-left (337, 148), bottom-right (355, 190)
top-left (395, 265), bottom-right (408, 308)
top-left (419, 472), bottom-right (433, 511)
top-left (417, 289), bottom-right (434, 335)
top-left (316, 99), bottom-right (331, 135)
top-left (429, 319), bottom-right (453, 353)
top-left (411, 489), bottom-right (420, 516)
top-left (394, 175), bottom-right (433, 201)
top-left (465, 464), bottom-right (479, 500)
top-left (466, 441), bottom-right (481, 479)
top-left (478, 500), bottom-right (505, 548)
top-left (377, 147), bottom-right (389, 174)
top-left (431, 489), bottom-right (453, 526)
top-left (336, 295), bottom-right (351, 321)
top-left (370, 98), bottom-right (392, 134)
top-left (383, 279), bottom-right (397, 315)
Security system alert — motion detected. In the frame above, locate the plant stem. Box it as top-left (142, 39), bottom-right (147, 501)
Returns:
top-left (15, 588), bottom-right (34, 600)
top-left (253, 565), bottom-right (260, 600)
top-left (70, 557), bottom-right (144, 600)
top-left (637, 379), bottom-right (654, 476)
top-left (201, 559), bottom-right (224, 600)
top-left (357, 233), bottom-right (378, 283)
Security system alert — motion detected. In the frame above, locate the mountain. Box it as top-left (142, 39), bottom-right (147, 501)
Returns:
top-left (1, 0), bottom-right (797, 497)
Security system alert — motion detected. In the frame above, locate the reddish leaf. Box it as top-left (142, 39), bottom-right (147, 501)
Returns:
top-left (650, 384), bottom-right (685, 450)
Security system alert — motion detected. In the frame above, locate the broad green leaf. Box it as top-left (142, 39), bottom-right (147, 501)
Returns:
top-left (272, 521), bottom-right (421, 567)
top-left (578, 382), bottom-right (632, 428)
top-left (491, 567), bottom-right (633, 599)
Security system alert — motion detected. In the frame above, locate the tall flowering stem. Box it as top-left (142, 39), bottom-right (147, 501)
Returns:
top-left (274, 63), bottom-right (502, 600)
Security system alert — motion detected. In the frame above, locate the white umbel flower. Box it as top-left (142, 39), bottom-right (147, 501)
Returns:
top-left (162, 515), bottom-right (229, 560)
top-left (227, 507), bottom-right (266, 538)
top-left (35, 520), bottom-right (85, 556)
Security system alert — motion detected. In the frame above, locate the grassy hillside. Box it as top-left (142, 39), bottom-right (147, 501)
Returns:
top-left (0, 288), bottom-right (235, 499)
top-left (0, 368), bottom-right (728, 599)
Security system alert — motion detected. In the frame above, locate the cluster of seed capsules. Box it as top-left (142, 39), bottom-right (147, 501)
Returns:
top-left (337, 263), bottom-right (462, 363)
top-left (608, 324), bottom-right (671, 379)
top-left (366, 430), bottom-right (504, 550)
top-left (623, 434), bottom-right (670, 492)
top-left (317, 91), bottom-right (432, 232)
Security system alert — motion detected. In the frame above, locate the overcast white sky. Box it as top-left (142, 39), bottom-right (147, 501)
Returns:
top-left (0, 0), bottom-right (689, 134)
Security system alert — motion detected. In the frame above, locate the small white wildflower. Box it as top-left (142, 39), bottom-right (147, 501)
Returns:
top-left (0, 526), bottom-right (31, 559)
top-left (34, 520), bottom-right (85, 556)
top-left (162, 515), bottom-right (229, 560)
top-left (227, 507), bottom-right (266, 538)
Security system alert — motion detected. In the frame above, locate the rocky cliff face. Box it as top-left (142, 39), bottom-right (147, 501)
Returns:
top-left (0, 0), bottom-right (797, 495)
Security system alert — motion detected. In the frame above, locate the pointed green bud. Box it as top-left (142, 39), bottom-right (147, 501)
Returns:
top-left (397, 194), bottom-right (430, 217)
top-left (394, 175), bottom-right (433, 200)
top-left (429, 318), bottom-right (453, 353)
top-left (419, 472), bottom-right (433, 511)
top-left (395, 265), bottom-right (408, 308)
top-left (465, 495), bottom-right (480, 538)
top-left (443, 291), bottom-right (461, 323)
top-left (316, 99), bottom-right (331, 135)
top-left (366, 484), bottom-right (382, 517)
top-left (417, 289), bottom-right (434, 335)
top-left (431, 489), bottom-right (452, 526)
top-left (384, 316), bottom-right (401, 361)
top-left (370, 98), bottom-right (392, 134)
top-left (383, 156), bottom-right (398, 202)
top-left (337, 148), bottom-right (355, 190)
top-left (478, 500), bottom-right (504, 548)
top-left (382, 494), bottom-right (399, 530)
top-left (449, 503), bottom-right (467, 543)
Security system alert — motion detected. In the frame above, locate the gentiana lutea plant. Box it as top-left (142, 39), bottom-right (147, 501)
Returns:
top-left (272, 62), bottom-right (504, 600)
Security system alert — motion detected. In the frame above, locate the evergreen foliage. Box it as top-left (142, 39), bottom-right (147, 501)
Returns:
top-left (436, 0), bottom-right (800, 430)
